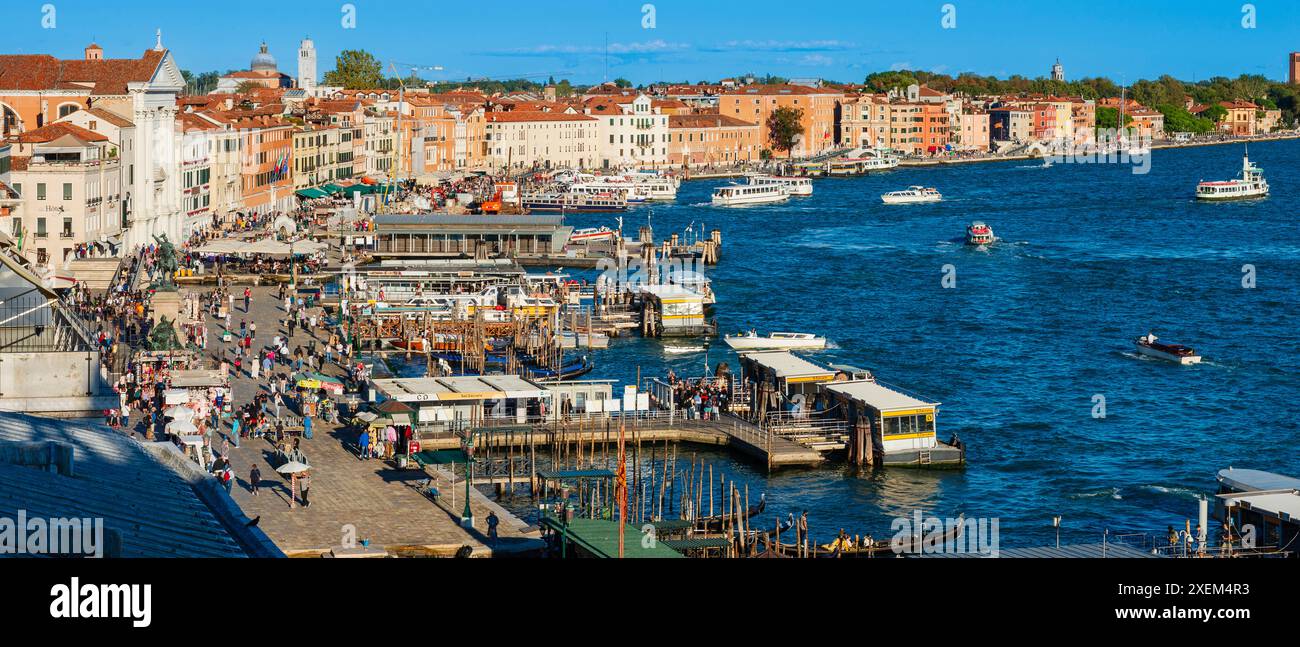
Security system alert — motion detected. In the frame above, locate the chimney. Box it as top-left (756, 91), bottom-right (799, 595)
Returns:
top-left (84, 43), bottom-right (103, 61)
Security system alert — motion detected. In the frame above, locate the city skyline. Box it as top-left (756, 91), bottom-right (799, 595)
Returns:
top-left (9, 0), bottom-right (1300, 86)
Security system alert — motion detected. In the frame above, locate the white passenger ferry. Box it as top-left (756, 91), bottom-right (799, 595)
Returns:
top-left (1196, 149), bottom-right (1268, 201)
top-left (747, 174), bottom-right (814, 196)
top-left (724, 331), bottom-right (826, 351)
top-left (881, 186), bottom-right (942, 204)
top-left (711, 183), bottom-right (789, 206)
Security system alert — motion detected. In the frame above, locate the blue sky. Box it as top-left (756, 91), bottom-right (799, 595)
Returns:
top-left (10, 0), bottom-right (1300, 84)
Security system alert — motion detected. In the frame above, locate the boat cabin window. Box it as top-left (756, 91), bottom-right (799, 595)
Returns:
top-left (883, 413), bottom-right (935, 437)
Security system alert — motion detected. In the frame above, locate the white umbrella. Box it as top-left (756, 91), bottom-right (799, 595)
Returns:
top-left (353, 411), bottom-right (379, 423)
top-left (276, 461), bottom-right (311, 475)
top-left (164, 406), bottom-right (195, 420)
top-left (166, 419), bottom-right (198, 434)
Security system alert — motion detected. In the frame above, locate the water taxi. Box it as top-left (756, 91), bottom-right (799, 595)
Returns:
top-left (1196, 149), bottom-right (1268, 201)
top-left (522, 192), bottom-right (628, 213)
top-left (829, 155), bottom-right (900, 176)
top-left (965, 221), bottom-right (995, 246)
top-left (881, 186), bottom-right (942, 204)
top-left (711, 183), bottom-right (789, 207)
top-left (747, 174), bottom-right (813, 196)
top-left (568, 227), bottom-right (617, 244)
top-left (724, 331), bottom-right (827, 351)
top-left (1135, 333), bottom-right (1201, 365)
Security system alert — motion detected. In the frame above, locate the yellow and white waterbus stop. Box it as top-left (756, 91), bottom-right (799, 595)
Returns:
top-left (368, 375), bottom-right (552, 433)
top-left (737, 351), bottom-right (840, 422)
top-left (821, 379), bottom-right (965, 468)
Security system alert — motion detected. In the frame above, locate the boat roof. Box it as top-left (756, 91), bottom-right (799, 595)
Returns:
top-left (638, 284), bottom-right (704, 300)
top-left (824, 379), bottom-right (939, 412)
top-left (739, 351), bottom-right (836, 381)
top-left (1216, 489), bottom-right (1300, 521)
top-left (1217, 468), bottom-right (1300, 493)
top-left (370, 375), bottom-right (549, 402)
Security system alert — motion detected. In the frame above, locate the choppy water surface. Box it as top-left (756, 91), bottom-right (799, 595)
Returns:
top-left (495, 141), bottom-right (1300, 547)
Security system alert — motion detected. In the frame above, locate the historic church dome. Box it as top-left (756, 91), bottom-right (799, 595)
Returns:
top-left (250, 42), bottom-right (277, 72)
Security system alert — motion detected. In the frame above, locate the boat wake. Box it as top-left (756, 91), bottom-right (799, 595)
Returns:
top-left (1070, 487), bottom-right (1123, 500)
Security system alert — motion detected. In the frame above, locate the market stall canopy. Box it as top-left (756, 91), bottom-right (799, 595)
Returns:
top-left (192, 239), bottom-right (247, 254)
top-left (290, 239), bottom-right (328, 254)
top-left (353, 411), bottom-right (379, 423)
top-left (242, 238), bottom-right (294, 256)
top-left (166, 419), bottom-right (198, 434)
top-left (296, 188), bottom-right (328, 199)
top-left (163, 406), bottom-right (196, 420)
top-left (321, 183), bottom-right (345, 195)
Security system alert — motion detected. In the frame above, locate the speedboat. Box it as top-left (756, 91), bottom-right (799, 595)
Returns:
top-left (1135, 333), bottom-right (1201, 365)
top-left (724, 331), bottom-right (827, 351)
top-left (881, 186), bottom-right (941, 204)
top-left (966, 221), bottom-right (995, 246)
top-left (1196, 148), bottom-right (1268, 201)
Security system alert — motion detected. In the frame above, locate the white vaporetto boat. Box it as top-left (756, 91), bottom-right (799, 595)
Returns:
top-left (724, 331), bottom-right (827, 351)
top-left (1196, 148), bottom-right (1268, 201)
top-left (747, 174), bottom-right (814, 196)
top-left (1135, 333), bottom-right (1201, 365)
top-left (881, 186), bottom-right (942, 204)
top-left (568, 227), bottom-right (617, 244)
top-left (711, 183), bottom-right (789, 206)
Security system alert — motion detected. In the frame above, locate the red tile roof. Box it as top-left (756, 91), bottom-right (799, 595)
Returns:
top-left (0, 50), bottom-right (166, 95)
top-left (7, 121), bottom-right (108, 144)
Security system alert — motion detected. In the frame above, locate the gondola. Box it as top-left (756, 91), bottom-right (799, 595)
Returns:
top-left (764, 514), bottom-right (966, 558)
top-left (693, 494), bottom-right (766, 533)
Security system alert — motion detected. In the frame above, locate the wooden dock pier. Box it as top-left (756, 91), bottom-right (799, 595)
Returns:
top-left (415, 414), bottom-right (822, 471)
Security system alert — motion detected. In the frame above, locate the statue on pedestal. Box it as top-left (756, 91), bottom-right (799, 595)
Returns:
top-left (152, 234), bottom-right (180, 291)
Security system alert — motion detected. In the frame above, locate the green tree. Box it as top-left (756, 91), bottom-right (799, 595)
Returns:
top-left (323, 50), bottom-right (385, 89)
top-left (766, 106), bottom-right (805, 155)
top-left (1094, 106), bottom-right (1132, 130)
top-left (614, 77), bottom-right (633, 89)
top-left (235, 80), bottom-right (260, 95)
top-left (1156, 104), bottom-right (1214, 134)
top-left (1201, 104), bottom-right (1228, 123)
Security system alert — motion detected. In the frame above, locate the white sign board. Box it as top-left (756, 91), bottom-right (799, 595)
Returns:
top-left (636, 394), bottom-right (650, 411)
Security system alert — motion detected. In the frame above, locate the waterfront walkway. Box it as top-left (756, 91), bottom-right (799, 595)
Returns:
top-left (205, 286), bottom-right (543, 557)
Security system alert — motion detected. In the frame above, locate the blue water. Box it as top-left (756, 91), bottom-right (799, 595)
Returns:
top-left (532, 140), bottom-right (1300, 548)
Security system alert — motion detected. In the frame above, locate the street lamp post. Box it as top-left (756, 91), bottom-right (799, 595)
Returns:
top-left (1053, 515), bottom-right (1062, 549)
top-left (461, 430), bottom-right (476, 527)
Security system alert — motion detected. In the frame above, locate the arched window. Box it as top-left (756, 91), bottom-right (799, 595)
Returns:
top-left (58, 103), bottom-right (81, 119)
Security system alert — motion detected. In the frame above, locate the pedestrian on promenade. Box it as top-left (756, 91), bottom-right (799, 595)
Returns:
top-left (221, 467), bottom-right (234, 494)
top-left (243, 287), bottom-right (251, 312)
top-left (249, 464), bottom-right (261, 496)
top-left (358, 428), bottom-right (370, 460)
top-left (487, 511), bottom-right (500, 546)
top-left (303, 415), bottom-right (313, 440)
top-left (230, 417), bottom-right (241, 448)
top-left (299, 474), bottom-right (311, 508)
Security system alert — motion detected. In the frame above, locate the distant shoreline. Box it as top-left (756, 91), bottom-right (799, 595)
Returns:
top-left (898, 133), bottom-right (1300, 167)
top-left (682, 133), bottom-right (1300, 178)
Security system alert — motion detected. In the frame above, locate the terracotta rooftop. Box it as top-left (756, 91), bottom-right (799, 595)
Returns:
top-left (0, 50), bottom-right (167, 95)
top-left (81, 107), bottom-right (135, 129)
top-left (722, 84), bottom-right (840, 96)
top-left (7, 121), bottom-right (109, 144)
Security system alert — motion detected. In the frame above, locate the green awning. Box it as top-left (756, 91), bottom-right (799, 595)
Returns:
top-left (296, 188), bottom-right (327, 199)
top-left (321, 183), bottom-right (344, 194)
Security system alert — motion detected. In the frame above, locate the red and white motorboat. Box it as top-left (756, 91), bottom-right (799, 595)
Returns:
top-left (568, 227), bottom-right (617, 244)
top-left (1135, 333), bottom-right (1201, 365)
